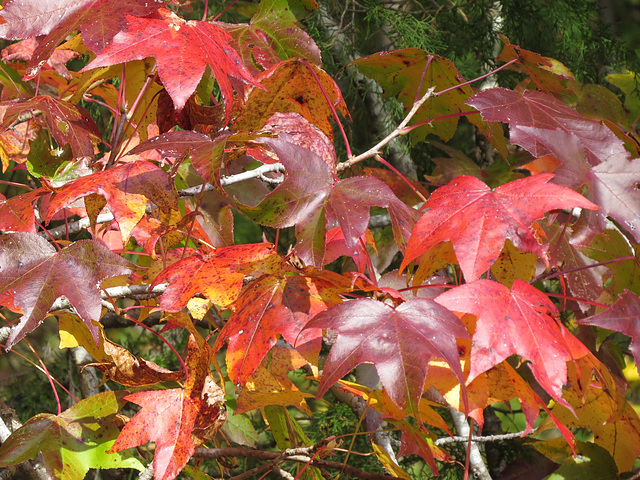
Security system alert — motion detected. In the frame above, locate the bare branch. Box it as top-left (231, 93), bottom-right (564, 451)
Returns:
top-left (137, 464), bottom-right (153, 480)
top-left (195, 446), bottom-right (398, 480)
top-left (337, 86), bottom-right (436, 173)
top-left (435, 429), bottom-right (534, 446)
top-left (315, 2), bottom-right (418, 178)
top-left (426, 388), bottom-right (492, 479)
top-left (447, 407), bottom-right (492, 480)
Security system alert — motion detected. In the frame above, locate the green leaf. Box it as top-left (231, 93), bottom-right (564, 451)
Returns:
top-left (535, 439), bottom-right (617, 480)
top-left (606, 70), bottom-right (640, 126)
top-left (221, 410), bottom-right (259, 448)
top-left (351, 48), bottom-right (507, 157)
top-left (0, 392), bottom-right (144, 479)
top-left (26, 129), bottom-right (73, 179)
top-left (582, 229), bottom-right (640, 303)
top-left (262, 405), bottom-right (292, 450)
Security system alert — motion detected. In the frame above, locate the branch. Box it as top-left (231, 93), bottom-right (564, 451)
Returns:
top-left (435, 429), bottom-right (533, 446)
top-left (44, 163), bottom-right (286, 239)
top-left (447, 407), bottom-right (492, 480)
top-left (137, 464), bottom-right (153, 480)
top-left (195, 446), bottom-right (398, 480)
top-left (337, 86), bottom-right (436, 173)
top-left (49, 283), bottom-right (167, 315)
top-left (315, 2), bottom-right (417, 179)
top-left (426, 388), bottom-right (492, 480)
top-left (0, 286), bottom-right (218, 340)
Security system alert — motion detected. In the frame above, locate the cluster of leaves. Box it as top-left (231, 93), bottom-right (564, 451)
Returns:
top-left (0, 0), bottom-right (639, 479)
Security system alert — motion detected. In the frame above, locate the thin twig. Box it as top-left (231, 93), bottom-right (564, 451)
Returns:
top-left (337, 86), bottom-right (436, 173)
top-left (435, 429), bottom-right (534, 445)
top-left (47, 283), bottom-right (167, 315)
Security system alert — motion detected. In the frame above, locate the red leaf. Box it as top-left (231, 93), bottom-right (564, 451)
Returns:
top-left (83, 8), bottom-right (259, 121)
top-left (152, 243), bottom-right (281, 312)
top-left (109, 329), bottom-right (226, 480)
top-left (109, 389), bottom-right (199, 480)
top-left (45, 161), bottom-right (177, 242)
top-left (401, 174), bottom-right (599, 282)
top-left (0, 233), bottom-right (135, 348)
top-left (323, 227), bottom-right (374, 273)
top-left (0, 188), bottom-right (44, 234)
top-left (578, 290), bottom-right (640, 378)
top-left (304, 297), bottom-right (469, 411)
top-left (0, 0), bottom-right (163, 78)
top-left (395, 420), bottom-right (447, 473)
top-left (1, 38), bottom-right (80, 79)
top-left (213, 269), bottom-right (350, 383)
top-left (436, 279), bottom-right (589, 404)
top-left (0, 96), bottom-right (100, 159)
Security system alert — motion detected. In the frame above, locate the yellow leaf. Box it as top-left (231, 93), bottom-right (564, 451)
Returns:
top-left (545, 374), bottom-right (640, 472)
top-left (372, 443), bottom-right (412, 479)
top-left (490, 239), bottom-right (536, 287)
top-left (237, 346), bottom-right (312, 415)
top-left (412, 241), bottom-right (457, 286)
top-left (187, 297), bottom-right (213, 320)
top-left (58, 312), bottom-right (110, 362)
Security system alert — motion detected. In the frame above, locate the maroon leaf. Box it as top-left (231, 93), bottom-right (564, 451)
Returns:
top-left (126, 130), bottom-right (213, 158)
top-left (467, 88), bottom-right (626, 166)
top-left (304, 297), bottom-right (469, 411)
top-left (512, 126), bottom-right (640, 242)
top-left (541, 220), bottom-right (604, 312)
top-left (578, 290), bottom-right (640, 378)
top-left (0, 96), bottom-right (100, 159)
top-left (468, 88), bottom-right (640, 241)
top-left (0, 233), bottom-right (135, 348)
top-left (127, 130), bottom-right (261, 187)
top-left (0, 0), bottom-right (163, 78)
top-left (241, 136), bottom-right (419, 267)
